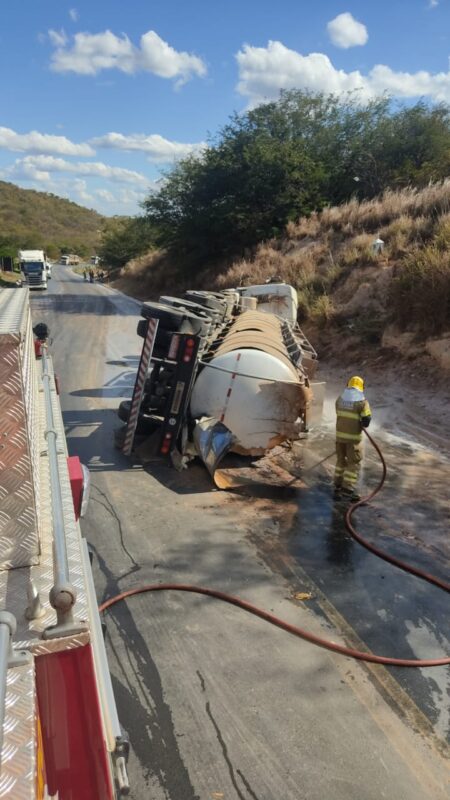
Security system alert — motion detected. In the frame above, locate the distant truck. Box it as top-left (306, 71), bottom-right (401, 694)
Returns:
top-left (18, 249), bottom-right (48, 289)
top-left (61, 254), bottom-right (81, 266)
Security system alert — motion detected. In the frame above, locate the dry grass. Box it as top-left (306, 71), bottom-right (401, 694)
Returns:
top-left (0, 269), bottom-right (21, 285)
top-left (310, 294), bottom-right (335, 327)
top-left (307, 181), bottom-right (450, 235)
top-left (390, 246), bottom-right (450, 335)
top-left (118, 181), bottom-right (450, 340)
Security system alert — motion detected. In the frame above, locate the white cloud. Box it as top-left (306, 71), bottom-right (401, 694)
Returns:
top-left (428, 0), bottom-right (439, 8)
top-left (236, 40), bottom-right (450, 105)
top-left (138, 31), bottom-right (206, 86)
top-left (91, 131), bottom-right (206, 162)
top-left (327, 13), bottom-right (368, 49)
top-left (6, 155), bottom-right (150, 186)
top-left (0, 126), bottom-right (94, 156)
top-left (69, 8), bottom-right (79, 22)
top-left (72, 178), bottom-right (94, 205)
top-left (236, 42), bottom-right (370, 105)
top-left (95, 188), bottom-right (115, 203)
top-left (48, 29), bottom-right (68, 48)
top-left (49, 28), bottom-right (206, 85)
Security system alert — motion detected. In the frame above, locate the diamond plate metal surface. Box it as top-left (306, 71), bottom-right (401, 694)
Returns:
top-left (0, 291), bottom-right (94, 790)
top-left (22, 311), bottom-right (40, 546)
top-left (1, 357), bottom-right (89, 652)
top-left (0, 289), bottom-right (89, 651)
top-left (0, 662), bottom-right (35, 799)
top-left (0, 290), bottom-right (29, 337)
top-left (0, 289), bottom-right (39, 570)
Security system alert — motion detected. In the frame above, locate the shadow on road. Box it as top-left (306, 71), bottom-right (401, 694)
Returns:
top-left (31, 294), bottom-right (138, 315)
top-left (70, 370), bottom-right (135, 398)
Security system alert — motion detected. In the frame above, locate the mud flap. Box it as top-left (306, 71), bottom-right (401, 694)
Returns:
top-left (193, 417), bottom-right (235, 477)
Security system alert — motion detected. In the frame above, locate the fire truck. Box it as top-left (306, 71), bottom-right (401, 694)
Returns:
top-left (0, 287), bottom-right (128, 799)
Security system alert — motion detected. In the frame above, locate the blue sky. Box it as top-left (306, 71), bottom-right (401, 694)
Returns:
top-left (0, 0), bottom-right (449, 216)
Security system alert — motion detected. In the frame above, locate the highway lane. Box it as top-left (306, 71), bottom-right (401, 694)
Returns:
top-left (31, 264), bottom-right (450, 799)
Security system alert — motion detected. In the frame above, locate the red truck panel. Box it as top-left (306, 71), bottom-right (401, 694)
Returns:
top-left (35, 644), bottom-right (115, 800)
top-left (67, 455), bottom-right (83, 521)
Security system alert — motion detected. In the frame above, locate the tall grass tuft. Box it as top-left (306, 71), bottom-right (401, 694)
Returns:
top-left (389, 247), bottom-right (450, 335)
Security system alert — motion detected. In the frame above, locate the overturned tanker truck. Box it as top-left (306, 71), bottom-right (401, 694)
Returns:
top-left (117, 282), bottom-right (324, 477)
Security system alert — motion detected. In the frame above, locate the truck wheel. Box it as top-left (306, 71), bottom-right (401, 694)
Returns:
top-left (118, 400), bottom-right (132, 423)
top-left (140, 301), bottom-right (208, 336)
top-left (184, 291), bottom-right (227, 315)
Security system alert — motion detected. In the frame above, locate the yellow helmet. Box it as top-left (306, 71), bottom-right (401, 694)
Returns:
top-left (347, 375), bottom-right (364, 392)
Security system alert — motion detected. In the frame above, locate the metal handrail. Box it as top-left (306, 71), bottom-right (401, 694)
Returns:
top-left (0, 612), bottom-right (31, 769)
top-left (41, 348), bottom-right (84, 638)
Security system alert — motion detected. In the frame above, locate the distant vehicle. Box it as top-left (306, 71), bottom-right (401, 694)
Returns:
top-left (91, 255), bottom-right (100, 265)
top-left (61, 254), bottom-right (81, 266)
top-left (46, 260), bottom-right (52, 279)
top-left (18, 249), bottom-right (48, 290)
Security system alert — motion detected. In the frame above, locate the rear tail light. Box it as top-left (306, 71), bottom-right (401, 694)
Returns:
top-left (160, 432), bottom-right (172, 454)
top-left (183, 338), bottom-right (196, 362)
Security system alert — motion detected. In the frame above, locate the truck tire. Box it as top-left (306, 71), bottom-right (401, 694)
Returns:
top-left (184, 291), bottom-right (227, 315)
top-left (140, 301), bottom-right (209, 336)
top-left (136, 320), bottom-right (175, 350)
top-left (159, 296), bottom-right (216, 322)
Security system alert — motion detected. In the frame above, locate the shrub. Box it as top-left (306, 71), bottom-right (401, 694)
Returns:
top-left (310, 294), bottom-right (335, 327)
top-left (297, 286), bottom-right (317, 321)
top-left (389, 246), bottom-right (450, 335)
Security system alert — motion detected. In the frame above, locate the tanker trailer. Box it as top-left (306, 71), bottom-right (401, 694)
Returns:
top-left (117, 282), bottom-right (323, 476)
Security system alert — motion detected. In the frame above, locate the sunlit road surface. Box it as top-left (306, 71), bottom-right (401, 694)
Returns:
top-left (31, 265), bottom-right (450, 800)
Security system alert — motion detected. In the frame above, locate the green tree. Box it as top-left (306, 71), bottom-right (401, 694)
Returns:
top-left (99, 217), bottom-right (157, 269)
top-left (140, 91), bottom-right (450, 264)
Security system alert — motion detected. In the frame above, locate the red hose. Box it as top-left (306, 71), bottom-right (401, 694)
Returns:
top-left (346, 429), bottom-right (450, 593)
top-left (99, 432), bottom-right (450, 668)
top-left (99, 583), bottom-right (449, 668)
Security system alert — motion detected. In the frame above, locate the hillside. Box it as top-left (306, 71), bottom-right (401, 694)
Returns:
top-left (116, 182), bottom-right (450, 372)
top-left (0, 181), bottom-right (107, 258)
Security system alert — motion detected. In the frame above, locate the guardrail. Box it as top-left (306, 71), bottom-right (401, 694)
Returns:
top-left (41, 349), bottom-right (86, 639)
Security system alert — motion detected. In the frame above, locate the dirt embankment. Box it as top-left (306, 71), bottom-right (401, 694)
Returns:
top-left (114, 182), bottom-right (450, 374)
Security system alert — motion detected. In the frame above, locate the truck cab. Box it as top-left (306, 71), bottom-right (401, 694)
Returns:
top-left (18, 249), bottom-right (48, 290)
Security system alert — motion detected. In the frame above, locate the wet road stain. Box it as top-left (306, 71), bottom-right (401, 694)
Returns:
top-left (197, 671), bottom-right (261, 800)
top-left (238, 432), bottom-right (450, 745)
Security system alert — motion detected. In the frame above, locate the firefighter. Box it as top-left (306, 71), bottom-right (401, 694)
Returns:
top-left (334, 375), bottom-right (371, 501)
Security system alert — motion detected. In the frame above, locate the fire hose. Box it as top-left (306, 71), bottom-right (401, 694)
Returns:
top-left (99, 430), bottom-right (449, 668)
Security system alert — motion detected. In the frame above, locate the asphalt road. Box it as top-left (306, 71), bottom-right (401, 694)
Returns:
top-left (31, 265), bottom-right (450, 800)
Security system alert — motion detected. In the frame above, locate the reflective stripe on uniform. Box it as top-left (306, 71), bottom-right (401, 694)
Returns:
top-left (336, 431), bottom-right (362, 442)
top-left (361, 402), bottom-right (371, 419)
top-left (336, 410), bottom-right (361, 420)
top-left (343, 470), bottom-right (358, 479)
top-left (334, 467), bottom-right (344, 475)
